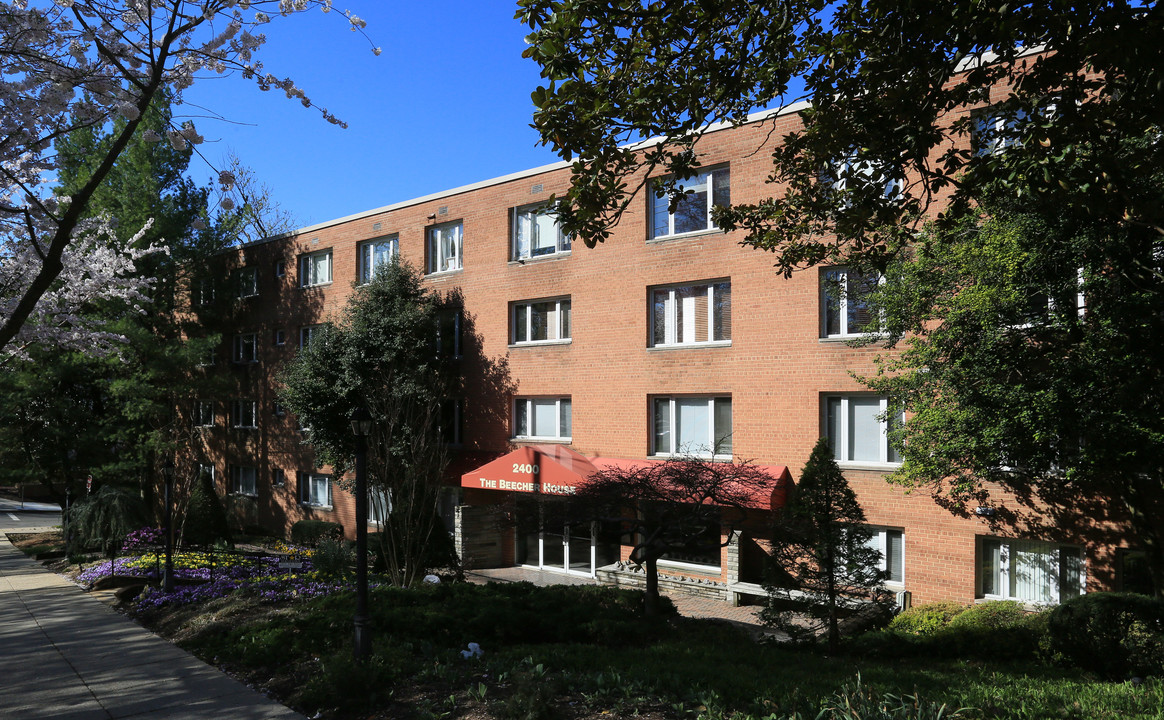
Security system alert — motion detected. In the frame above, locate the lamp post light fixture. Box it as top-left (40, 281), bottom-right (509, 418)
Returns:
top-left (163, 460), bottom-right (175, 592)
top-left (350, 406), bottom-right (373, 660)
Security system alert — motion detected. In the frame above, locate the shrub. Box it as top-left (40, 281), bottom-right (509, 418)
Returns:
top-left (1045, 592), bottom-right (1164, 679)
top-left (290, 520), bottom-right (344, 547)
top-left (945, 601), bottom-right (1044, 661)
top-left (947, 600), bottom-right (1028, 631)
top-left (887, 601), bottom-right (967, 635)
top-left (183, 471), bottom-right (232, 548)
top-left (312, 538), bottom-right (353, 580)
top-left (809, 675), bottom-right (971, 719)
top-left (68, 485), bottom-right (149, 558)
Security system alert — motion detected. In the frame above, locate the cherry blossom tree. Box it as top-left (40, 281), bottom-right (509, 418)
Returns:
top-left (0, 0), bottom-right (375, 360)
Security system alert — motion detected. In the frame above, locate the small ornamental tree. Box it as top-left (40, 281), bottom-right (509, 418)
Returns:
top-left (763, 438), bottom-right (889, 650)
top-left (573, 457), bottom-right (777, 617)
top-left (182, 467), bottom-right (232, 548)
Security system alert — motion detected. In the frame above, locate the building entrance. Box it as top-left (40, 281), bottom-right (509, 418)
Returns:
top-left (514, 497), bottom-right (620, 576)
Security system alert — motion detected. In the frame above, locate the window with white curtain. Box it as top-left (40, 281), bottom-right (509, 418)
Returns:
top-left (512, 298), bottom-right (571, 344)
top-left (299, 250), bottom-right (332, 287)
top-left (866, 527), bottom-right (905, 585)
top-left (427, 221), bottom-right (463, 274)
top-left (514, 397), bottom-right (572, 441)
top-left (651, 281), bottom-right (731, 346)
top-left (979, 537), bottom-right (1083, 604)
top-left (358, 236), bottom-right (398, 284)
top-left (299, 473), bottom-right (332, 507)
top-left (231, 465), bottom-right (257, 496)
top-left (825, 395), bottom-right (902, 465)
top-left (821, 268), bottom-right (879, 338)
top-left (513, 203), bottom-right (570, 260)
top-left (652, 396), bottom-right (732, 458)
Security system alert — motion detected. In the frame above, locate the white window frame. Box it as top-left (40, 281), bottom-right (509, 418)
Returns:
top-left (275, 259), bottom-right (286, 278)
top-left (194, 400), bottom-right (215, 428)
top-left (512, 203), bottom-right (570, 260)
top-left (299, 249), bottom-right (332, 288)
top-left (513, 397), bottom-right (572, 442)
top-left (232, 333), bottom-right (257, 364)
top-left (231, 465), bottom-right (257, 496)
top-left (274, 329), bottom-right (286, 346)
top-left (369, 486), bottom-right (391, 526)
top-left (824, 395), bottom-right (903, 467)
top-left (978, 537), bottom-right (1084, 605)
top-left (651, 396), bottom-right (732, 459)
top-left (821, 268), bottom-right (880, 338)
top-left (511, 297), bottom-right (571, 346)
top-left (193, 278), bottom-right (215, 307)
top-left (300, 324), bottom-right (322, 349)
top-left (427, 221), bottom-right (463, 275)
top-left (231, 399), bottom-right (257, 429)
top-left (973, 108), bottom-right (1028, 156)
top-left (826, 153), bottom-right (903, 200)
top-left (300, 472), bottom-right (332, 508)
top-left (198, 463), bottom-right (215, 486)
top-left (358, 235), bottom-right (399, 284)
top-left (866, 527), bottom-right (905, 587)
top-left (272, 468), bottom-right (286, 487)
top-left (650, 166), bottom-right (730, 240)
top-left (234, 266), bottom-right (258, 299)
top-left (650, 280), bottom-right (731, 347)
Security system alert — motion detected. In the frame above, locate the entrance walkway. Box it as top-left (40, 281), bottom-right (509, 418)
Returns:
top-left (466, 567), bottom-right (766, 628)
top-left (0, 527), bottom-right (304, 720)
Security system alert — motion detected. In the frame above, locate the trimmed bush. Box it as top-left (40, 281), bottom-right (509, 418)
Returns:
top-left (1045, 592), bottom-right (1164, 679)
top-left (887, 601), bottom-right (967, 635)
top-left (312, 538), bottom-right (353, 580)
top-left (290, 520), bottom-right (344, 547)
top-left (946, 601), bottom-right (1044, 661)
top-left (183, 471), bottom-right (232, 548)
top-left (947, 600), bottom-right (1029, 631)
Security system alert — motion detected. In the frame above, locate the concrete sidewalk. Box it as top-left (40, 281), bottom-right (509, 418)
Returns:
top-left (0, 528), bottom-right (304, 720)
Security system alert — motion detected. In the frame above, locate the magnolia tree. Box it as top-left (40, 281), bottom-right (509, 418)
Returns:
top-left (0, 0), bottom-right (375, 360)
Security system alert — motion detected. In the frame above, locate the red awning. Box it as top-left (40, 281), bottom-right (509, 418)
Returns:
top-left (462, 447), bottom-right (793, 510)
top-left (460, 445), bottom-right (599, 496)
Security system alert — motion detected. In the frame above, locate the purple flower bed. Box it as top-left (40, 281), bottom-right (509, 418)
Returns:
top-left (121, 526), bottom-right (164, 552)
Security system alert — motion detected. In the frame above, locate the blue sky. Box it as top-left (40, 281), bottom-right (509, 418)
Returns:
top-left (181, 1), bottom-right (562, 229)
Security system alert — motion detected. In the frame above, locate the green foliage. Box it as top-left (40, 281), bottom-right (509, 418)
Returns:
top-left (182, 469), bottom-right (232, 548)
top-left (765, 438), bottom-right (889, 649)
top-left (311, 538), bottom-right (353, 581)
top-left (67, 485), bottom-right (149, 557)
top-left (806, 675), bottom-right (970, 720)
top-left (947, 600), bottom-right (1028, 632)
top-left (1045, 593), bottom-right (1164, 680)
top-left (279, 258), bottom-right (462, 587)
top-left (290, 520), bottom-right (344, 547)
top-left (888, 602), bottom-right (968, 635)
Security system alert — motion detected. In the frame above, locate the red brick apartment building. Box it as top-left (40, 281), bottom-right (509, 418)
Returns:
top-left (185, 100), bottom-right (1136, 608)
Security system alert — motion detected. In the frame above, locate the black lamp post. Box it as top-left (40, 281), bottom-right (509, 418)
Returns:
top-left (350, 406), bottom-right (373, 660)
top-left (163, 460), bottom-right (175, 592)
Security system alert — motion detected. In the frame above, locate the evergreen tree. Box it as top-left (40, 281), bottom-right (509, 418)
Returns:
top-left (763, 438), bottom-right (889, 650)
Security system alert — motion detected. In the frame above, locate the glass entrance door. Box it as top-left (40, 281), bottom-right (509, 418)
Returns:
top-left (514, 499), bottom-right (617, 577)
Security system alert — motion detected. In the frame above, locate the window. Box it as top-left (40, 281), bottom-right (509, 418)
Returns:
top-left (660, 515), bottom-right (721, 568)
top-left (197, 343), bottom-right (215, 367)
top-left (651, 281), bottom-right (731, 347)
top-left (825, 395), bottom-right (902, 465)
top-left (299, 250), bottom-right (332, 287)
top-left (427, 221), bottom-right (463, 274)
top-left (274, 329), bottom-right (286, 346)
top-left (437, 308), bottom-right (463, 358)
top-left (234, 266), bottom-right (258, 298)
top-left (198, 463), bottom-right (215, 486)
top-left (300, 324), bottom-right (322, 349)
top-left (979, 537), bottom-right (1083, 604)
top-left (272, 468), bottom-right (286, 488)
top-left (866, 528), bottom-right (905, 585)
top-left (358, 236), bottom-right (399, 284)
top-left (652, 396), bottom-right (732, 458)
top-left (512, 298), bottom-right (571, 345)
top-left (275, 259), bottom-right (286, 278)
top-left (441, 399), bottom-right (463, 446)
top-left (299, 472), bottom-right (332, 507)
top-left (513, 203), bottom-right (570, 259)
top-left (273, 401), bottom-right (286, 417)
top-left (821, 268), bottom-right (879, 338)
top-left (194, 400), bottom-right (214, 428)
top-left (369, 487), bottom-right (391, 525)
top-left (651, 167), bottom-right (730, 239)
top-left (231, 465), bottom-right (257, 496)
top-left (232, 333), bottom-right (257, 363)
top-left (825, 154), bottom-right (903, 200)
top-left (973, 108), bottom-right (1027, 156)
top-left (192, 278), bottom-right (215, 307)
top-left (231, 399), bottom-right (257, 429)
top-left (514, 398), bottom-right (572, 441)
